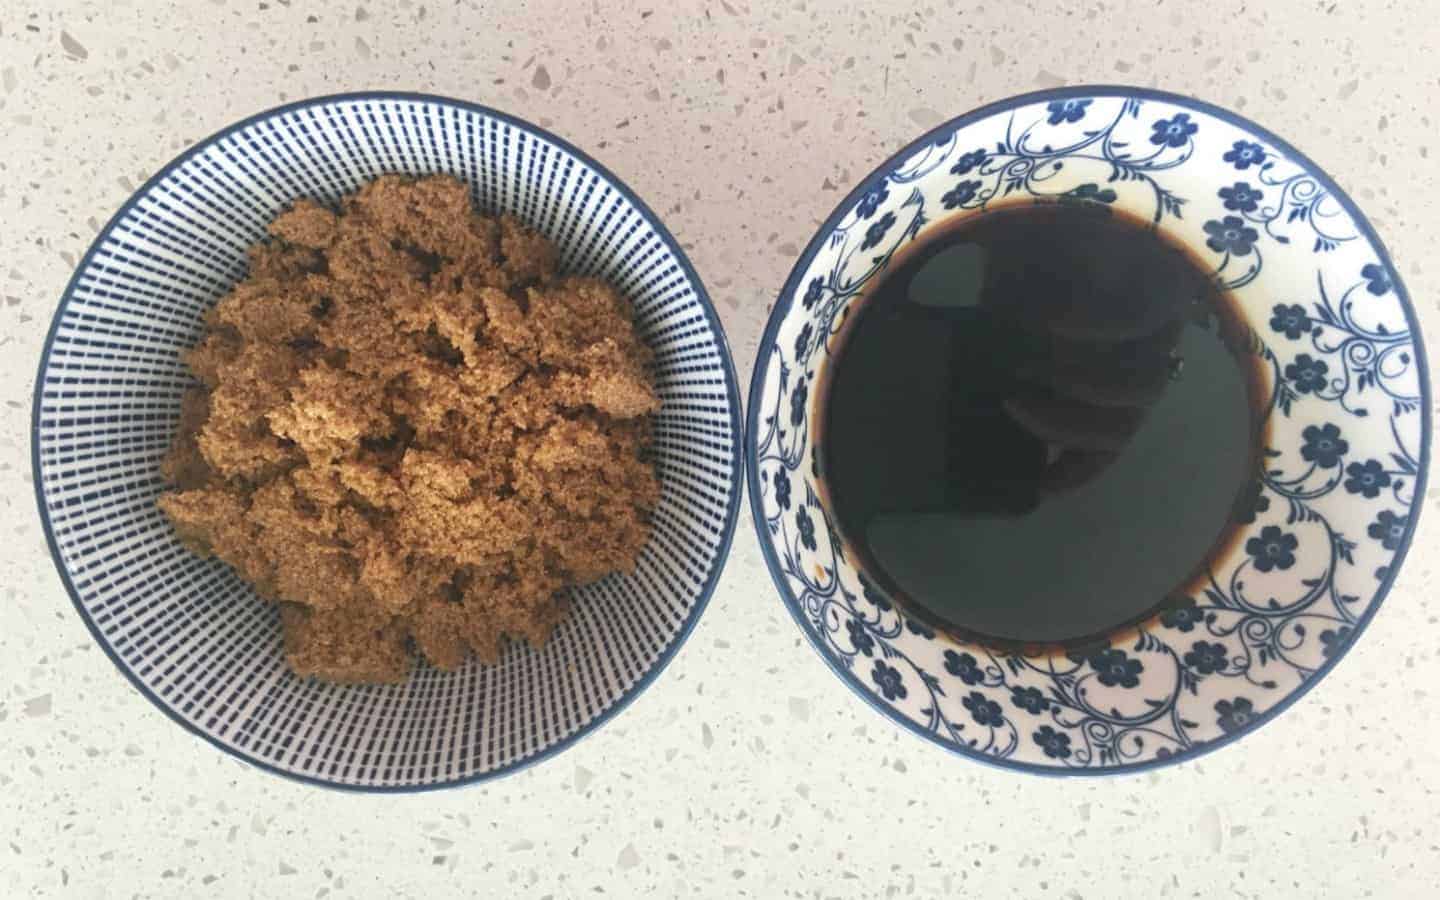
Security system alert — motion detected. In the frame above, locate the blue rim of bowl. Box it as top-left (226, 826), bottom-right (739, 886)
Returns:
top-left (745, 84), bottom-right (1431, 777)
top-left (31, 90), bottom-right (744, 794)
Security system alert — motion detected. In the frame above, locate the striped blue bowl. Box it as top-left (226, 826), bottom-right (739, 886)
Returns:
top-left (32, 93), bottom-right (742, 791)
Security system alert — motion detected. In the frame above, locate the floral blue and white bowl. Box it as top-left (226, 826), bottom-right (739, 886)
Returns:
top-left (747, 86), bottom-right (1429, 774)
top-left (33, 93), bottom-right (742, 790)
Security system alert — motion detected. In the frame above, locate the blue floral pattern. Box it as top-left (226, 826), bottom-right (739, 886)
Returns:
top-left (846, 617), bottom-right (875, 657)
top-left (1033, 725), bottom-right (1073, 759)
top-left (802, 276), bottom-right (824, 310)
top-left (1361, 263), bottom-right (1391, 296)
top-left (752, 92), bottom-right (1425, 772)
top-left (1245, 525), bottom-right (1299, 572)
top-left (871, 660), bottom-right (907, 701)
top-left (1285, 353), bottom-right (1330, 394)
top-left (1046, 98), bottom-right (1092, 125)
top-left (1150, 113), bottom-right (1198, 147)
top-left (1087, 649), bottom-right (1144, 688)
top-left (943, 650), bottom-right (984, 685)
top-left (795, 505), bottom-right (817, 552)
top-left (1201, 137), bottom-right (1365, 288)
top-left (1160, 597), bottom-right (1206, 632)
top-left (772, 468), bottom-right (792, 511)
top-left (793, 322), bottom-right (815, 364)
top-left (1203, 216), bottom-right (1259, 256)
top-left (855, 183), bottom-right (890, 220)
top-left (1215, 698), bottom-right (1256, 734)
top-left (1368, 510), bottom-right (1407, 551)
top-left (1184, 641), bottom-right (1230, 676)
top-left (951, 148), bottom-right (988, 175)
top-left (962, 691), bottom-right (1006, 727)
top-left (942, 179), bottom-right (982, 209)
top-left (1343, 460), bottom-right (1390, 498)
top-left (1223, 140), bottom-right (1267, 170)
top-left (1319, 625), bottom-right (1352, 659)
top-left (1299, 423), bottom-right (1348, 468)
top-left (1268, 303), bottom-right (1311, 340)
top-left (1010, 685), bottom-right (1051, 714)
top-left (1219, 181), bottom-right (1263, 213)
top-left (860, 212), bottom-right (896, 251)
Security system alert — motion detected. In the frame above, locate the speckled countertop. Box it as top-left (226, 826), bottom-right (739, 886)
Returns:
top-left (4, 1), bottom-right (1439, 897)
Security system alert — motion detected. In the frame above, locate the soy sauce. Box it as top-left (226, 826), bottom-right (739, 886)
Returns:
top-left (818, 202), bottom-right (1263, 645)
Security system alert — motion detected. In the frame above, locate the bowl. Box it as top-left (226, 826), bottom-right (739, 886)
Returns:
top-left (747, 86), bottom-right (1429, 773)
top-left (33, 92), bottom-right (742, 791)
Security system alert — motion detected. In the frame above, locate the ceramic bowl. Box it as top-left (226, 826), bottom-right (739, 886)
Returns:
top-left (747, 86), bottom-right (1428, 773)
top-left (33, 92), bottom-right (742, 790)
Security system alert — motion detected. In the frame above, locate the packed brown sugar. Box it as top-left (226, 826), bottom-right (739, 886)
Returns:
top-left (158, 175), bottom-right (660, 684)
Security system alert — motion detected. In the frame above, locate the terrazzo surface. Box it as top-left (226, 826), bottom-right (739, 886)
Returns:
top-left (4, 1), bottom-right (1439, 896)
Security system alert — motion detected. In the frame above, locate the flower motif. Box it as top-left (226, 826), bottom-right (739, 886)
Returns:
top-left (855, 182), bottom-right (890, 220)
top-left (794, 322), bottom-right (814, 364)
top-left (857, 571), bottom-right (891, 610)
top-left (1218, 181), bottom-right (1264, 213)
top-left (1159, 597), bottom-right (1206, 632)
top-left (1367, 509), bottom-right (1408, 551)
top-left (904, 617), bottom-right (936, 639)
top-left (962, 691), bottom-right (1005, 727)
top-left (1063, 182), bottom-right (1118, 204)
top-left (1203, 216), bottom-right (1259, 256)
top-left (1149, 112), bottom-right (1197, 147)
top-left (1088, 648), bottom-right (1143, 688)
top-left (1361, 262), bottom-right (1392, 296)
top-left (1285, 354), bottom-right (1331, 395)
top-left (1033, 725), bottom-right (1072, 759)
top-left (772, 467), bottom-right (792, 510)
top-left (802, 276), bottom-right (824, 310)
top-left (823, 516), bottom-right (845, 562)
top-left (795, 505), bottom-right (817, 551)
top-left (1009, 685), bottom-right (1050, 715)
top-left (1268, 303), bottom-right (1311, 340)
top-left (1343, 459), bottom-right (1391, 498)
top-left (1214, 697), bottom-right (1256, 734)
top-left (1183, 640), bottom-right (1230, 675)
top-left (871, 659), bottom-right (907, 701)
top-left (1233, 479), bottom-right (1271, 525)
top-left (941, 178), bottom-right (982, 210)
top-left (1223, 140), bottom-right (1267, 170)
top-left (950, 148), bottom-right (989, 175)
top-left (1300, 422), bottom-right (1348, 468)
top-left (1045, 98), bottom-right (1091, 125)
top-left (1244, 525), bottom-right (1298, 573)
top-left (846, 617), bottom-right (875, 657)
top-left (943, 650), bottom-right (984, 685)
top-left (860, 211), bottom-right (897, 251)
top-left (789, 376), bottom-right (808, 427)
top-left (1319, 625), bottom-right (1352, 659)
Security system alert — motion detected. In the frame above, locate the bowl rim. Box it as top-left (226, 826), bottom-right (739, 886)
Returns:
top-left (745, 83), bottom-right (1431, 777)
top-left (31, 90), bottom-right (744, 793)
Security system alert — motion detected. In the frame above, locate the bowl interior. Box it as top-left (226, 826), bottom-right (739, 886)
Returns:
top-left (748, 88), bottom-right (1427, 773)
top-left (33, 94), bottom-right (741, 790)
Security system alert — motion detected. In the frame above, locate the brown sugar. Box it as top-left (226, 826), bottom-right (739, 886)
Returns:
top-left (157, 175), bottom-right (660, 684)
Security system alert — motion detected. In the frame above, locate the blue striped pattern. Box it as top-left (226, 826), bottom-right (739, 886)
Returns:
top-left (33, 93), bottom-right (742, 791)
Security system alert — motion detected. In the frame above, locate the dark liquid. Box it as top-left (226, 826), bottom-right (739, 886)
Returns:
top-left (820, 203), bottom-right (1261, 645)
